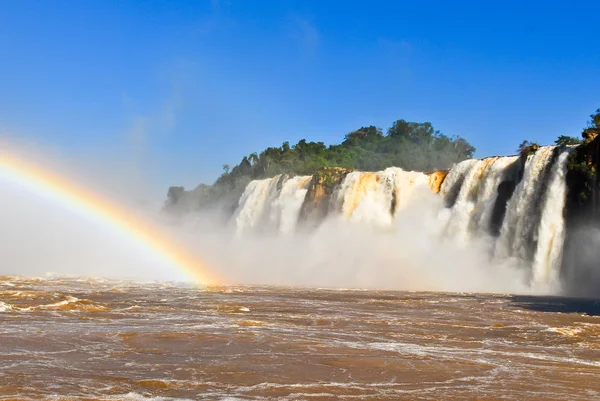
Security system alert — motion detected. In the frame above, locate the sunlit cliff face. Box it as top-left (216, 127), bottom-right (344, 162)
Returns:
top-left (427, 170), bottom-right (448, 194)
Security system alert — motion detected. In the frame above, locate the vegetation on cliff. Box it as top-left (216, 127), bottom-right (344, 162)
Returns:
top-left (560, 109), bottom-right (600, 293)
top-left (299, 167), bottom-right (354, 226)
top-left (166, 119), bottom-right (476, 212)
top-left (216, 120), bottom-right (474, 187)
top-left (166, 109), bottom-right (600, 217)
top-left (517, 141), bottom-right (541, 157)
top-left (565, 109), bottom-right (600, 208)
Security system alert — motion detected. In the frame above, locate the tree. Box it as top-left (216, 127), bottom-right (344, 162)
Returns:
top-left (343, 126), bottom-right (383, 146)
top-left (166, 186), bottom-right (185, 206)
top-left (239, 157), bottom-right (252, 176)
top-left (591, 109), bottom-right (600, 128)
top-left (248, 153), bottom-right (259, 165)
top-left (190, 118), bottom-right (476, 211)
top-left (517, 140), bottom-right (538, 153)
top-left (555, 135), bottom-right (582, 147)
top-left (582, 108), bottom-right (600, 141)
top-left (453, 137), bottom-right (476, 159)
top-left (387, 120), bottom-right (435, 145)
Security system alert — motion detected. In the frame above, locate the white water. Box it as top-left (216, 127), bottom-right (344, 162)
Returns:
top-left (233, 175), bottom-right (311, 234)
top-left (331, 168), bottom-right (430, 228)
top-left (232, 177), bottom-right (282, 233)
top-left (496, 147), bottom-right (557, 262)
top-left (230, 146), bottom-right (572, 292)
top-left (530, 149), bottom-right (572, 289)
top-left (268, 176), bottom-right (312, 233)
top-left (493, 147), bottom-right (568, 288)
top-left (440, 156), bottom-right (519, 245)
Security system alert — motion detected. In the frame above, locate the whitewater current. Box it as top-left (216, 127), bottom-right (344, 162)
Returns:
top-left (231, 147), bottom-right (573, 291)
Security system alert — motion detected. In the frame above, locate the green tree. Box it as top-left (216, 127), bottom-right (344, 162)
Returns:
top-left (343, 126), bottom-right (383, 147)
top-left (248, 152), bottom-right (259, 165)
top-left (582, 109), bottom-right (600, 141)
top-left (555, 135), bottom-right (583, 146)
top-left (591, 109), bottom-right (600, 128)
top-left (178, 118), bottom-right (476, 210)
top-left (517, 140), bottom-right (538, 153)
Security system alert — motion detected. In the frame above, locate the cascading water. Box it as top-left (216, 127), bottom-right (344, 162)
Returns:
top-left (530, 149), bottom-right (572, 288)
top-left (233, 175), bottom-right (311, 234)
top-left (435, 146), bottom-right (572, 289)
top-left (440, 156), bottom-right (520, 245)
top-left (331, 168), bottom-right (430, 228)
top-left (492, 146), bottom-right (572, 289)
top-left (231, 145), bottom-right (574, 291)
top-left (495, 147), bottom-right (559, 263)
top-left (232, 176), bottom-right (282, 233)
top-left (269, 176), bottom-right (312, 233)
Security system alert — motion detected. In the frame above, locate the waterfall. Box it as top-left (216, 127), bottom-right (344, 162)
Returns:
top-left (530, 149), bottom-right (572, 288)
top-left (332, 168), bottom-right (430, 228)
top-left (440, 156), bottom-right (519, 245)
top-left (233, 175), bottom-right (311, 234)
top-left (269, 176), bottom-right (312, 233)
top-left (233, 176), bottom-right (282, 233)
top-left (495, 148), bottom-right (557, 261)
top-left (231, 146), bottom-right (574, 292)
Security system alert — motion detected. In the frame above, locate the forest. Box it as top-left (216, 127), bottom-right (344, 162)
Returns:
top-left (166, 119), bottom-right (476, 212)
top-left (166, 110), bottom-right (600, 213)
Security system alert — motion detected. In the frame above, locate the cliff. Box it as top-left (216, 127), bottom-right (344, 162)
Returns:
top-left (298, 167), bottom-right (354, 226)
top-left (561, 132), bottom-right (600, 294)
top-left (427, 170), bottom-right (448, 194)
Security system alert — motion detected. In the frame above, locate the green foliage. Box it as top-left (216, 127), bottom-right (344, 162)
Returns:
top-left (166, 186), bottom-right (185, 206)
top-left (591, 109), bottom-right (600, 128)
top-left (217, 120), bottom-right (474, 187)
top-left (166, 119), bottom-right (476, 211)
top-left (517, 140), bottom-right (540, 155)
top-left (565, 108), bottom-right (600, 206)
top-left (581, 109), bottom-right (600, 142)
top-left (518, 140), bottom-right (532, 152)
top-left (555, 135), bottom-right (583, 147)
top-left (567, 152), bottom-right (596, 203)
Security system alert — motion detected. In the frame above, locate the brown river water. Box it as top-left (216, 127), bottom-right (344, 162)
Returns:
top-left (1, 276), bottom-right (600, 400)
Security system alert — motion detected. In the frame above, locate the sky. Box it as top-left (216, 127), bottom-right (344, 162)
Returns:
top-left (1, 0), bottom-right (599, 193)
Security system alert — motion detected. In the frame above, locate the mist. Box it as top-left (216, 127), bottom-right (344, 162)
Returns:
top-left (1, 140), bottom-right (594, 297)
top-left (0, 141), bottom-right (187, 282)
top-left (162, 188), bottom-right (533, 294)
top-left (560, 226), bottom-right (600, 298)
top-left (0, 146), bottom-right (530, 294)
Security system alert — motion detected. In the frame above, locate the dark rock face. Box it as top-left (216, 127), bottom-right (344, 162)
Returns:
top-left (490, 180), bottom-right (517, 236)
top-left (298, 167), bottom-right (353, 227)
top-left (486, 156), bottom-right (524, 237)
top-left (561, 135), bottom-right (600, 296)
top-left (564, 136), bottom-right (600, 223)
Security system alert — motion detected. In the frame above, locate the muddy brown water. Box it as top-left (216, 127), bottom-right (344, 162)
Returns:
top-left (1, 276), bottom-right (600, 400)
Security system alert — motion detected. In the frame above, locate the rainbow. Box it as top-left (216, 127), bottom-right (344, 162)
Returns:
top-left (0, 150), bottom-right (219, 286)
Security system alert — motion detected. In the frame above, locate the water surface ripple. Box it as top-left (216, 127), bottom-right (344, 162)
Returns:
top-left (1, 276), bottom-right (599, 400)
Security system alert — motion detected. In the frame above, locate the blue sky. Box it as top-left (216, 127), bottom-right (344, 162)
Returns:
top-left (1, 0), bottom-right (599, 191)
